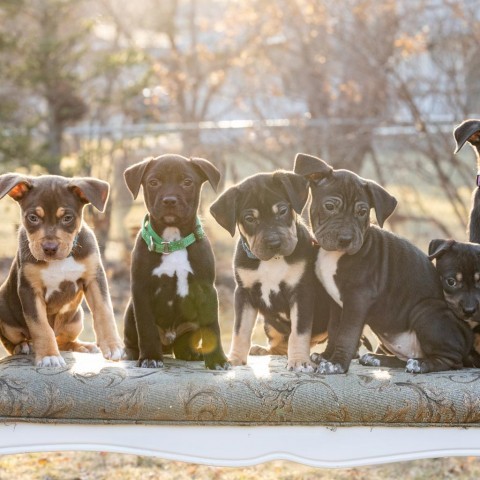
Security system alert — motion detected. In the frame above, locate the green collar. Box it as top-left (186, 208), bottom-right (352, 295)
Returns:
top-left (141, 214), bottom-right (206, 254)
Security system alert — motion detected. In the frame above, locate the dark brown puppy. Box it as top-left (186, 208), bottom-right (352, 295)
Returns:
top-left (123, 154), bottom-right (229, 370)
top-left (294, 153), bottom-right (472, 374)
top-left (429, 239), bottom-right (480, 365)
top-left (453, 119), bottom-right (480, 242)
top-left (0, 174), bottom-right (124, 367)
top-left (210, 171), bottom-right (333, 371)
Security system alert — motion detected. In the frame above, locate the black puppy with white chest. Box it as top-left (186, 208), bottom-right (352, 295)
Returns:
top-left (429, 239), bottom-right (480, 365)
top-left (123, 154), bottom-right (229, 370)
top-left (210, 171), bottom-right (332, 371)
top-left (294, 153), bottom-right (472, 374)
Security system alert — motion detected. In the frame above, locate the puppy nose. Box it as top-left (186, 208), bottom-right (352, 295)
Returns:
top-left (42, 241), bottom-right (59, 256)
top-left (265, 237), bottom-right (282, 250)
top-left (338, 234), bottom-right (353, 248)
top-left (162, 196), bottom-right (178, 207)
top-left (462, 305), bottom-right (477, 316)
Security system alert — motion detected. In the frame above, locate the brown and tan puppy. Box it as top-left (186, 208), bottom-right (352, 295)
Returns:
top-left (0, 174), bottom-right (124, 367)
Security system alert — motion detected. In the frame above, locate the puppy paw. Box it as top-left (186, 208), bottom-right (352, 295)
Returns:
top-left (287, 358), bottom-right (316, 373)
top-left (405, 358), bottom-right (422, 373)
top-left (316, 361), bottom-right (346, 375)
top-left (310, 352), bottom-right (327, 364)
top-left (227, 354), bottom-right (247, 367)
top-left (138, 358), bottom-right (164, 368)
top-left (99, 342), bottom-right (125, 361)
top-left (58, 341), bottom-right (100, 354)
top-left (36, 355), bottom-right (67, 368)
top-left (359, 353), bottom-right (381, 367)
top-left (13, 341), bottom-right (34, 355)
top-left (205, 354), bottom-right (231, 370)
top-left (249, 344), bottom-right (270, 356)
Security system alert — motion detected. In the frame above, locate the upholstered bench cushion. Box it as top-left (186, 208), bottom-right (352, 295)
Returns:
top-left (0, 352), bottom-right (479, 427)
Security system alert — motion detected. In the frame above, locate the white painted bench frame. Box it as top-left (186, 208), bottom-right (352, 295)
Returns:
top-left (1, 423), bottom-right (480, 467)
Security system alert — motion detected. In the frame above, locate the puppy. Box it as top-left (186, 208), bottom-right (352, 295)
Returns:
top-left (210, 171), bottom-right (333, 371)
top-left (428, 239), bottom-right (480, 365)
top-left (294, 153), bottom-right (472, 374)
top-left (453, 119), bottom-right (480, 242)
top-left (123, 154), bottom-right (229, 370)
top-left (0, 174), bottom-right (124, 367)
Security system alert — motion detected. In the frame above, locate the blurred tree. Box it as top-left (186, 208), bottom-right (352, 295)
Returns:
top-left (0, 0), bottom-right (89, 173)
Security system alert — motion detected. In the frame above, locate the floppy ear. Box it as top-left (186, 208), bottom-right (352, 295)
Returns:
top-left (124, 157), bottom-right (153, 199)
top-left (273, 171), bottom-right (309, 214)
top-left (428, 238), bottom-right (455, 260)
top-left (454, 119), bottom-right (480, 154)
top-left (209, 186), bottom-right (238, 237)
top-left (68, 178), bottom-right (110, 212)
top-left (0, 173), bottom-right (32, 202)
top-left (293, 153), bottom-right (333, 183)
top-left (366, 181), bottom-right (397, 228)
top-left (190, 157), bottom-right (221, 192)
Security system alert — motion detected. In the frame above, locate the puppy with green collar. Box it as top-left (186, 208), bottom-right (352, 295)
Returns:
top-left (123, 154), bottom-right (229, 370)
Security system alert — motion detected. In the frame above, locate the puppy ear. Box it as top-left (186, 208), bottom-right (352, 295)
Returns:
top-left (69, 178), bottom-right (110, 212)
top-left (273, 171), bottom-right (309, 214)
top-left (428, 239), bottom-right (455, 260)
top-left (209, 186), bottom-right (238, 237)
top-left (454, 119), bottom-right (480, 154)
top-left (124, 157), bottom-right (153, 199)
top-left (0, 173), bottom-right (32, 201)
top-left (366, 181), bottom-right (397, 228)
top-left (190, 157), bottom-right (221, 192)
top-left (293, 153), bottom-right (333, 183)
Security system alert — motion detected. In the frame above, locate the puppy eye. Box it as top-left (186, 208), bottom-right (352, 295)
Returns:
top-left (357, 208), bottom-right (369, 217)
top-left (183, 178), bottom-right (193, 187)
top-left (244, 215), bottom-right (256, 224)
top-left (324, 202), bottom-right (335, 212)
top-left (445, 278), bottom-right (458, 288)
top-left (278, 205), bottom-right (289, 216)
top-left (62, 214), bottom-right (74, 225)
top-left (148, 179), bottom-right (161, 187)
top-left (27, 214), bottom-right (40, 224)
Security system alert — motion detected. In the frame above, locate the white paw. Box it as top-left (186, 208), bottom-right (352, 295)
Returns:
top-left (316, 361), bottom-right (345, 374)
top-left (360, 353), bottom-right (381, 367)
top-left (138, 359), bottom-right (164, 368)
top-left (36, 355), bottom-right (66, 367)
top-left (287, 359), bottom-right (316, 373)
top-left (100, 344), bottom-right (124, 361)
top-left (405, 358), bottom-right (422, 373)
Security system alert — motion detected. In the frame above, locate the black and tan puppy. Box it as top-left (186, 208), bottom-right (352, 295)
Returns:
top-left (210, 171), bottom-right (332, 371)
top-left (294, 153), bottom-right (472, 374)
top-left (454, 119), bottom-right (480, 242)
top-left (429, 239), bottom-right (480, 365)
top-left (123, 154), bottom-right (229, 370)
top-left (0, 174), bottom-right (124, 367)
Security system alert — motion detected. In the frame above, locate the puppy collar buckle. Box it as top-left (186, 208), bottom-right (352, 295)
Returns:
top-left (161, 241), bottom-right (171, 254)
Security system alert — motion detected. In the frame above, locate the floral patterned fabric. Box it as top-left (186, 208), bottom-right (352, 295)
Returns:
top-left (1, 352), bottom-right (480, 426)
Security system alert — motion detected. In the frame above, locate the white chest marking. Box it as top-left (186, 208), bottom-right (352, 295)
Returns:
top-left (316, 248), bottom-right (344, 307)
top-left (377, 331), bottom-right (424, 361)
top-left (41, 256), bottom-right (86, 301)
top-left (152, 227), bottom-right (193, 298)
top-left (237, 257), bottom-right (305, 308)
